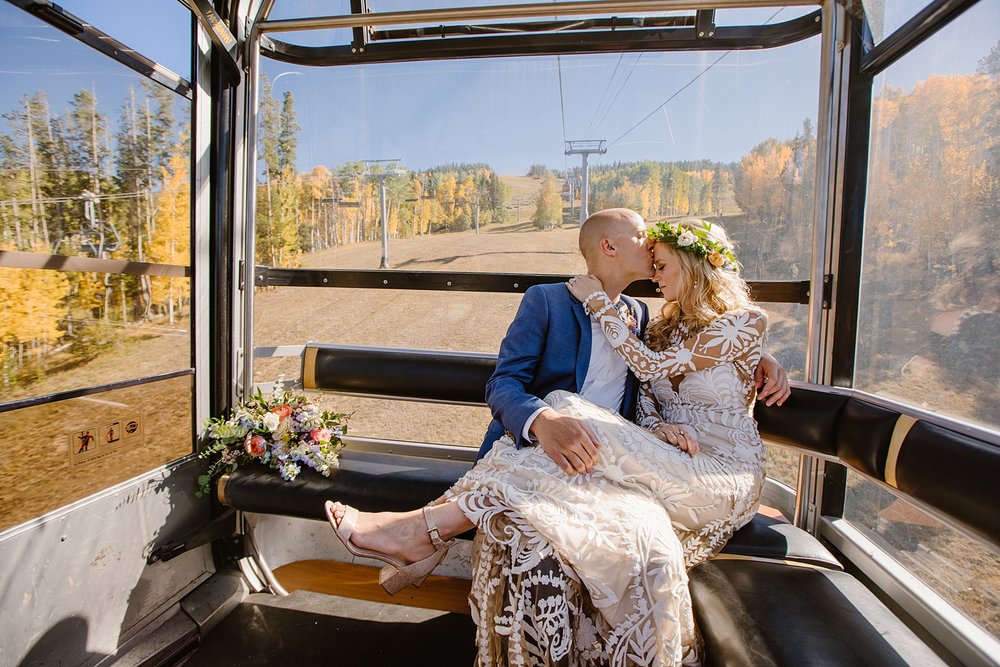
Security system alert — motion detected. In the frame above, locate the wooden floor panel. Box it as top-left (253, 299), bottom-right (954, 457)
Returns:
top-left (274, 560), bottom-right (472, 614)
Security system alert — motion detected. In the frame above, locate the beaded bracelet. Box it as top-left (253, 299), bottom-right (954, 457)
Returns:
top-left (593, 301), bottom-right (616, 318)
top-left (581, 291), bottom-right (607, 315)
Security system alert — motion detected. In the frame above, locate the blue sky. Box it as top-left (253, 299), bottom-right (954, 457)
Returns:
top-left (264, 42), bottom-right (821, 174)
top-left (1, 0), bottom-right (997, 176)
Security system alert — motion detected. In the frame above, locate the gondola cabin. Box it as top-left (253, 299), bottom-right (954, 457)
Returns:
top-left (0, 0), bottom-right (997, 665)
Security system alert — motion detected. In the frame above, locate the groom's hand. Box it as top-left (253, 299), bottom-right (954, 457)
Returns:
top-left (530, 409), bottom-right (601, 475)
top-left (756, 352), bottom-right (790, 406)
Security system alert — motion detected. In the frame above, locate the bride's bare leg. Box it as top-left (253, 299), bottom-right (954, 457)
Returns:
top-left (328, 500), bottom-right (473, 565)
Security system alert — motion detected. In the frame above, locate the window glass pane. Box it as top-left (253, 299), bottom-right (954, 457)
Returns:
top-left (267, 0), bottom-right (351, 18)
top-left (843, 471), bottom-right (1000, 636)
top-left (860, 0), bottom-right (999, 47)
top-left (856, 1), bottom-right (1000, 431)
top-left (0, 374), bottom-right (193, 532)
top-left (0, 3), bottom-right (193, 403)
top-left (0, 269), bottom-right (191, 402)
top-left (254, 39), bottom-right (819, 441)
top-left (267, 2), bottom-right (816, 23)
top-left (254, 287), bottom-right (523, 359)
top-left (256, 41), bottom-right (818, 276)
top-left (715, 6), bottom-right (817, 26)
top-left (764, 445), bottom-right (799, 490)
top-left (268, 0), bottom-right (618, 20)
top-left (310, 395), bottom-right (492, 448)
top-left (46, 0), bottom-right (191, 78)
top-left (861, 0), bottom-right (926, 44)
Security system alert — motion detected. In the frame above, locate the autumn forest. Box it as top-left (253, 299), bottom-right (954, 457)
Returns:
top-left (1, 49), bottom-right (998, 423)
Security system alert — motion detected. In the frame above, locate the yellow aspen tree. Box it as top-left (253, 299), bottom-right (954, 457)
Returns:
top-left (423, 198), bottom-right (440, 235)
top-left (363, 180), bottom-right (377, 241)
top-left (438, 173), bottom-right (457, 231)
top-left (734, 140), bottom-right (793, 221)
top-left (532, 172), bottom-right (562, 229)
top-left (673, 174), bottom-right (689, 216)
top-left (277, 170), bottom-right (304, 266)
top-left (456, 174), bottom-right (476, 230)
top-left (309, 165), bottom-right (332, 199)
top-left (408, 177), bottom-right (425, 234)
top-left (701, 170), bottom-right (714, 216)
top-left (150, 139), bottom-right (191, 322)
top-left (0, 243), bottom-right (19, 382)
top-left (18, 242), bottom-right (68, 358)
top-left (639, 186), bottom-right (651, 219)
top-left (388, 206), bottom-right (400, 237)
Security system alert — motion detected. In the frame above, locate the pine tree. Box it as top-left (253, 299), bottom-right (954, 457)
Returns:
top-left (277, 91), bottom-right (299, 174)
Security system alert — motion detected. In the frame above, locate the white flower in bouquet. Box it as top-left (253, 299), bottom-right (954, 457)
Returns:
top-left (262, 412), bottom-right (280, 432)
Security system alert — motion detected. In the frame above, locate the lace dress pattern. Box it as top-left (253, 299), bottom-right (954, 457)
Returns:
top-left (447, 304), bottom-right (767, 666)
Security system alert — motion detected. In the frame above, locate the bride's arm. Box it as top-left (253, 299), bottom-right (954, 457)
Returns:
top-left (636, 381), bottom-right (665, 430)
top-left (637, 381), bottom-right (700, 454)
top-left (582, 292), bottom-right (766, 382)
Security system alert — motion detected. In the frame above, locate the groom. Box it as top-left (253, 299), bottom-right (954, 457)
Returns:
top-left (477, 208), bottom-right (789, 472)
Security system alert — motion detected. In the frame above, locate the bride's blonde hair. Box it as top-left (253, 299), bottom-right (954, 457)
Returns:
top-left (645, 218), bottom-right (755, 350)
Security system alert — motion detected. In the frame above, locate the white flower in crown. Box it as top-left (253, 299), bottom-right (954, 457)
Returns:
top-left (676, 230), bottom-right (697, 247)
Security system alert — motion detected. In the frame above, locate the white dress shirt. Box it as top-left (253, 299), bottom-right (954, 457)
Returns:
top-left (522, 299), bottom-right (640, 440)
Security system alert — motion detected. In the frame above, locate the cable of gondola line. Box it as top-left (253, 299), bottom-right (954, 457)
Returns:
top-left (608, 7), bottom-right (784, 148)
top-left (585, 51), bottom-right (627, 136)
top-left (593, 51), bottom-right (645, 135)
top-left (552, 1), bottom-right (572, 156)
top-left (557, 53), bottom-right (568, 146)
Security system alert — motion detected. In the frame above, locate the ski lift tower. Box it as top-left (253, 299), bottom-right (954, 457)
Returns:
top-left (363, 159), bottom-right (406, 269)
top-left (565, 140), bottom-right (606, 224)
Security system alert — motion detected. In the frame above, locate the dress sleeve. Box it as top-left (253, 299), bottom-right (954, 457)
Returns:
top-left (635, 381), bottom-right (666, 430)
top-left (584, 292), bottom-right (766, 382)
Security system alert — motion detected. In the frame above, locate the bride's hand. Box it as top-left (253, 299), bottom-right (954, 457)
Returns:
top-left (652, 423), bottom-right (699, 455)
top-left (566, 274), bottom-right (605, 302)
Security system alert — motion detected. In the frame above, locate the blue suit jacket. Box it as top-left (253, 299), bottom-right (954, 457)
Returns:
top-left (477, 283), bottom-right (650, 459)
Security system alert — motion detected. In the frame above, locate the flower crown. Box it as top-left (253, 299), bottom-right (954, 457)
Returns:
top-left (648, 220), bottom-right (739, 272)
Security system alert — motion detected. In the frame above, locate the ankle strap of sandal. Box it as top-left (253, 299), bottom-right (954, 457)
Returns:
top-left (423, 505), bottom-right (450, 548)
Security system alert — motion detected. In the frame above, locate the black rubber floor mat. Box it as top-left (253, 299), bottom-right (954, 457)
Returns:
top-left (183, 596), bottom-right (476, 666)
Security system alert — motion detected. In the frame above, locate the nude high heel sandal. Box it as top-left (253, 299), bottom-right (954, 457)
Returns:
top-left (324, 501), bottom-right (455, 595)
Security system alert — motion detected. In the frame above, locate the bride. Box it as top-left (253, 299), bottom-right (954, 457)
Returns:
top-left (326, 218), bottom-right (768, 667)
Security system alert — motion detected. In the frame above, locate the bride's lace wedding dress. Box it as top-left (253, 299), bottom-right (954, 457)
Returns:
top-left (445, 299), bottom-right (768, 667)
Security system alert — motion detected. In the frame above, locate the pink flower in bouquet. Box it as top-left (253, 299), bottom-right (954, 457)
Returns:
top-left (270, 404), bottom-right (293, 420)
top-left (244, 433), bottom-right (267, 457)
top-left (310, 427), bottom-right (331, 443)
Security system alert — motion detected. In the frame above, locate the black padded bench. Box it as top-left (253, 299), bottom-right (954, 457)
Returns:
top-left (690, 374), bottom-right (1000, 666)
top-left (221, 343), bottom-right (1000, 665)
top-left (223, 343), bottom-right (842, 570)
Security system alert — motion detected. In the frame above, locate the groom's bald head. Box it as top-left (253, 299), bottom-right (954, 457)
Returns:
top-left (579, 208), bottom-right (644, 263)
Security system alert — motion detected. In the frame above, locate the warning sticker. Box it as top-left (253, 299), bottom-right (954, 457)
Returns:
top-left (69, 415), bottom-right (144, 467)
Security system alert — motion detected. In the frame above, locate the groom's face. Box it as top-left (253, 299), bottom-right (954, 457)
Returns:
top-left (613, 216), bottom-right (655, 279)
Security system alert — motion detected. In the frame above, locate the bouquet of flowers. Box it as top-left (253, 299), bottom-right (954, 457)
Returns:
top-left (197, 382), bottom-right (348, 497)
